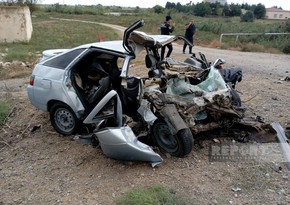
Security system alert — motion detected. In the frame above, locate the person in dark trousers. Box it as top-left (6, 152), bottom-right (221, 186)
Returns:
top-left (183, 19), bottom-right (196, 54)
top-left (160, 15), bottom-right (175, 60)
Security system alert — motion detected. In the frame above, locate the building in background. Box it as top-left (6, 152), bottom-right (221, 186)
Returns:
top-left (0, 6), bottom-right (33, 43)
top-left (265, 8), bottom-right (290, 19)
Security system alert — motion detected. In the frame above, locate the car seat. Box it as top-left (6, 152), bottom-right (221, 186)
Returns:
top-left (145, 54), bottom-right (166, 79)
top-left (87, 76), bottom-right (111, 105)
top-left (118, 77), bottom-right (141, 117)
top-left (74, 73), bottom-right (85, 90)
top-left (73, 72), bottom-right (91, 109)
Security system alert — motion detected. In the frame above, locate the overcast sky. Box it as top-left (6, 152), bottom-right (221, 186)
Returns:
top-left (41, 0), bottom-right (290, 10)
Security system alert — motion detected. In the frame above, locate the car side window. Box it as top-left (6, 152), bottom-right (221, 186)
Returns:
top-left (43, 48), bottom-right (85, 69)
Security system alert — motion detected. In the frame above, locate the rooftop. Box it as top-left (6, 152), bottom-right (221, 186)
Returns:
top-left (266, 8), bottom-right (290, 13)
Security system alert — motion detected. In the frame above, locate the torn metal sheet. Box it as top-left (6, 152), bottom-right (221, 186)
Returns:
top-left (137, 99), bottom-right (157, 125)
top-left (271, 122), bottom-right (290, 170)
top-left (95, 126), bottom-right (163, 167)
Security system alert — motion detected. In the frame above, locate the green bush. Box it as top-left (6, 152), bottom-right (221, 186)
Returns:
top-left (0, 101), bottom-right (11, 126)
top-left (115, 184), bottom-right (195, 205)
top-left (153, 5), bottom-right (164, 14)
top-left (240, 11), bottom-right (254, 22)
top-left (285, 19), bottom-right (290, 32)
top-left (282, 43), bottom-right (290, 54)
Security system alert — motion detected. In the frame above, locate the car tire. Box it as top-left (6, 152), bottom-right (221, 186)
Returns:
top-left (151, 120), bottom-right (193, 158)
top-left (50, 102), bottom-right (80, 136)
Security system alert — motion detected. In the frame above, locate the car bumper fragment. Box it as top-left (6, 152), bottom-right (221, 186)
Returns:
top-left (94, 126), bottom-right (163, 167)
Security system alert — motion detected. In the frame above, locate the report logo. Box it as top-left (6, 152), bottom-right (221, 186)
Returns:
top-left (209, 143), bottom-right (285, 162)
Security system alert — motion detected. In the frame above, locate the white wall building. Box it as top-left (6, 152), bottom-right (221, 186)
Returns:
top-left (265, 8), bottom-right (290, 19)
top-left (0, 6), bottom-right (33, 43)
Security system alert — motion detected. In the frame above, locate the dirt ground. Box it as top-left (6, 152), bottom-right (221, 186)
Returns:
top-left (0, 45), bottom-right (290, 205)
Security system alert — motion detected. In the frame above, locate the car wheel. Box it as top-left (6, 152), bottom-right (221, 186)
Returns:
top-left (50, 102), bottom-right (80, 136)
top-left (151, 120), bottom-right (193, 157)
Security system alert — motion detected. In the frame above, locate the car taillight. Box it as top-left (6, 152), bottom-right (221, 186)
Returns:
top-left (29, 75), bottom-right (35, 86)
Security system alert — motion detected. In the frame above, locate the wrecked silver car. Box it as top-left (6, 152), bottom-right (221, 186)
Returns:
top-left (27, 20), bottom-right (165, 166)
top-left (27, 19), bottom-right (280, 166)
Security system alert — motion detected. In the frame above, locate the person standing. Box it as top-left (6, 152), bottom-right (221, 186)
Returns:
top-left (160, 15), bottom-right (175, 60)
top-left (183, 19), bottom-right (196, 54)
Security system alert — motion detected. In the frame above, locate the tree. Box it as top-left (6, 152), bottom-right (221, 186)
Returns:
top-left (229, 3), bottom-right (241, 17)
top-left (240, 10), bottom-right (254, 22)
top-left (285, 19), bottom-right (290, 32)
top-left (134, 6), bottom-right (140, 13)
top-left (254, 3), bottom-right (266, 19)
top-left (282, 43), bottom-right (290, 54)
top-left (207, 2), bottom-right (224, 16)
top-left (153, 5), bottom-right (164, 14)
top-left (214, 3), bottom-right (223, 16)
top-left (0, 0), bottom-right (41, 13)
top-left (24, 0), bottom-right (41, 13)
top-left (176, 2), bottom-right (182, 11)
top-left (222, 3), bottom-right (230, 16)
top-left (182, 4), bottom-right (194, 14)
top-left (194, 2), bottom-right (211, 17)
top-left (165, 2), bottom-right (176, 9)
top-left (241, 3), bottom-right (251, 10)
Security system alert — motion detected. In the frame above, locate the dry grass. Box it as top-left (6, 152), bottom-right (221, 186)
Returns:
top-left (0, 63), bottom-right (35, 80)
top-left (207, 39), bottom-right (221, 48)
top-left (219, 42), bottom-right (282, 54)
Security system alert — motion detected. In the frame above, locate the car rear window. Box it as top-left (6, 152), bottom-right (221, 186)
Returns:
top-left (43, 48), bottom-right (85, 69)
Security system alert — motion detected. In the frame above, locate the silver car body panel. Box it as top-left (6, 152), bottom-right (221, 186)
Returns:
top-left (27, 63), bottom-right (85, 116)
top-left (41, 49), bottom-right (69, 62)
top-left (27, 64), bottom-right (65, 110)
top-left (95, 126), bottom-right (163, 167)
top-left (83, 90), bottom-right (122, 126)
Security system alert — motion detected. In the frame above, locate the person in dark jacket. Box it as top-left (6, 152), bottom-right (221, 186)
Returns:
top-left (160, 15), bottom-right (175, 60)
top-left (183, 19), bottom-right (196, 54)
